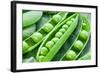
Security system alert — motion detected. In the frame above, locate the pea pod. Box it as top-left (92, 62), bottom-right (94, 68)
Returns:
top-left (36, 13), bottom-right (79, 62)
top-left (78, 51), bottom-right (91, 60)
top-left (23, 24), bottom-right (36, 40)
top-left (61, 15), bottom-right (90, 61)
top-left (52, 15), bottom-right (82, 61)
top-left (23, 12), bottom-right (68, 54)
top-left (76, 36), bottom-right (90, 60)
top-left (23, 11), bottom-right (43, 28)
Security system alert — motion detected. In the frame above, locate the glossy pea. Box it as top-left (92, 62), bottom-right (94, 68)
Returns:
top-left (31, 32), bottom-right (43, 43)
top-left (45, 41), bottom-right (54, 50)
top-left (23, 41), bottom-right (29, 51)
top-left (38, 55), bottom-right (45, 62)
top-left (55, 32), bottom-right (63, 38)
top-left (62, 25), bottom-right (68, 30)
top-left (65, 50), bottom-right (77, 60)
top-left (40, 47), bottom-right (48, 56)
top-left (79, 30), bottom-right (88, 40)
top-left (73, 40), bottom-right (84, 51)
top-left (59, 28), bottom-right (66, 33)
top-left (66, 21), bottom-right (72, 26)
top-left (52, 14), bottom-right (62, 23)
top-left (42, 23), bottom-right (54, 33)
top-left (52, 37), bottom-right (59, 43)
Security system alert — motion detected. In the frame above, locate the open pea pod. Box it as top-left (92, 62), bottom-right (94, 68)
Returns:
top-left (61, 15), bottom-right (90, 61)
top-left (23, 11), bottom-right (43, 28)
top-left (23, 12), bottom-right (68, 54)
top-left (52, 14), bottom-right (82, 61)
top-left (77, 37), bottom-right (91, 60)
top-left (78, 51), bottom-right (91, 60)
top-left (36, 13), bottom-right (79, 62)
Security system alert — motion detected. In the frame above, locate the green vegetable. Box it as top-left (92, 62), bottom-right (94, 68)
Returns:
top-left (73, 40), bottom-right (84, 51)
top-left (23, 24), bottom-right (36, 40)
top-left (62, 25), bottom-right (68, 30)
top-left (52, 14), bottom-right (62, 23)
top-left (59, 28), bottom-right (66, 33)
top-left (23, 11), bottom-right (43, 28)
top-left (36, 13), bottom-right (79, 62)
top-left (31, 32), bottom-right (43, 43)
top-left (38, 55), bottom-right (45, 62)
top-left (45, 41), bottom-right (54, 50)
top-left (79, 30), bottom-right (88, 40)
top-left (52, 37), bottom-right (59, 43)
top-left (42, 23), bottom-right (54, 33)
top-left (65, 50), bottom-right (77, 60)
top-left (66, 21), bottom-right (72, 26)
top-left (40, 47), bottom-right (48, 56)
top-left (23, 41), bottom-right (29, 51)
top-left (55, 32), bottom-right (63, 38)
top-left (23, 12), bottom-right (68, 54)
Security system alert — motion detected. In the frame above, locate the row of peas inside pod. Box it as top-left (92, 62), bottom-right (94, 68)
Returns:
top-left (22, 12), bottom-right (69, 54)
top-left (62, 16), bottom-right (90, 61)
top-left (36, 13), bottom-right (79, 62)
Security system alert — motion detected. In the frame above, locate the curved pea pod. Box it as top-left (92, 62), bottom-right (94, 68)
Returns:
top-left (23, 12), bottom-right (69, 54)
top-left (23, 11), bottom-right (43, 28)
top-left (76, 37), bottom-right (91, 60)
top-left (23, 24), bottom-right (36, 40)
top-left (78, 51), bottom-right (91, 60)
top-left (61, 15), bottom-right (90, 61)
top-left (36, 13), bottom-right (79, 62)
top-left (52, 15), bottom-right (82, 61)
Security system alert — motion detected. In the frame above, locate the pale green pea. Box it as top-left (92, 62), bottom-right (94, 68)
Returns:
top-left (59, 28), bottom-right (66, 33)
top-left (62, 25), bottom-right (68, 30)
top-left (55, 32), bottom-right (63, 38)
top-left (45, 41), bottom-right (54, 50)
top-left (73, 40), bottom-right (84, 51)
top-left (79, 30), bottom-right (88, 40)
top-left (52, 14), bottom-right (62, 23)
top-left (65, 50), bottom-right (77, 60)
top-left (31, 32), bottom-right (43, 43)
top-left (38, 55), bottom-right (45, 62)
top-left (40, 47), bottom-right (48, 56)
top-left (66, 21), bottom-right (72, 26)
top-left (42, 23), bottom-right (54, 33)
top-left (52, 37), bottom-right (59, 43)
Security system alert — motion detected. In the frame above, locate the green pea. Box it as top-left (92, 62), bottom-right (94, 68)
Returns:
top-left (59, 28), bottom-right (66, 33)
top-left (45, 41), bottom-right (54, 50)
top-left (31, 32), bottom-right (43, 43)
top-left (66, 21), bottom-right (72, 26)
top-left (55, 32), bottom-right (63, 38)
top-left (62, 25), bottom-right (68, 30)
top-left (71, 18), bottom-right (75, 22)
top-left (52, 37), bottom-right (59, 43)
top-left (23, 41), bottom-right (29, 51)
top-left (82, 23), bottom-right (87, 27)
top-left (52, 14), bottom-right (62, 23)
top-left (38, 55), bottom-right (45, 62)
top-left (79, 30), bottom-right (88, 40)
top-left (65, 50), bottom-right (76, 60)
top-left (43, 23), bottom-right (54, 33)
top-left (73, 40), bottom-right (84, 51)
top-left (40, 47), bottom-right (48, 56)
